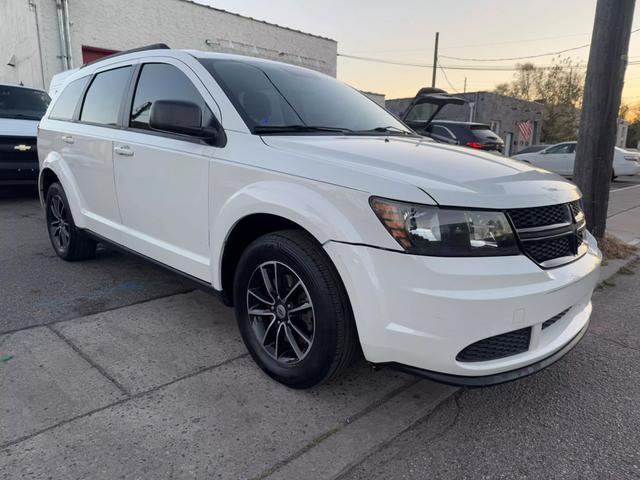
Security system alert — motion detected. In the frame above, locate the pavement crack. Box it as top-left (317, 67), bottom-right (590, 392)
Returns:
top-left (0, 351), bottom-right (249, 451)
top-left (47, 324), bottom-right (132, 397)
top-left (251, 377), bottom-right (421, 480)
top-left (334, 389), bottom-right (463, 480)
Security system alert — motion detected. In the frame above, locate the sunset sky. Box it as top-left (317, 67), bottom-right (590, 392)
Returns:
top-left (200, 0), bottom-right (640, 103)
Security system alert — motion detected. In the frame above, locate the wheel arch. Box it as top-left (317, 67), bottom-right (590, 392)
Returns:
top-left (39, 152), bottom-right (85, 228)
top-left (218, 213), bottom-right (309, 305)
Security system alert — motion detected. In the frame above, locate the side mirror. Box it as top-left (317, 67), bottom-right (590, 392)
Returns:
top-left (149, 100), bottom-right (225, 145)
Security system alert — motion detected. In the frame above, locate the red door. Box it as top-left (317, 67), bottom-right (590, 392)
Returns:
top-left (82, 46), bottom-right (119, 64)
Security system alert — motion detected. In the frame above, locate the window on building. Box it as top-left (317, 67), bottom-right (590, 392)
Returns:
top-left (49, 77), bottom-right (90, 121)
top-left (129, 63), bottom-right (215, 131)
top-left (80, 66), bottom-right (132, 126)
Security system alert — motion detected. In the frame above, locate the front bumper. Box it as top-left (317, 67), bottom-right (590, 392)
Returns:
top-left (324, 231), bottom-right (601, 381)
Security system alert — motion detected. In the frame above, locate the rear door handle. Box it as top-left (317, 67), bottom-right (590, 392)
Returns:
top-left (114, 145), bottom-right (134, 157)
top-left (61, 135), bottom-right (74, 144)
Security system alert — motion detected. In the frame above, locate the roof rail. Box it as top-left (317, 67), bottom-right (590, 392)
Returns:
top-left (80, 43), bottom-right (170, 69)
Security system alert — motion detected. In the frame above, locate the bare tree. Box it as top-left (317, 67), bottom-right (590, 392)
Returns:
top-left (494, 57), bottom-right (584, 143)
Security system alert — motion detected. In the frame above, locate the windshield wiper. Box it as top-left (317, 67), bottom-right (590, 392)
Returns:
top-left (253, 125), bottom-right (353, 135)
top-left (355, 126), bottom-right (416, 136)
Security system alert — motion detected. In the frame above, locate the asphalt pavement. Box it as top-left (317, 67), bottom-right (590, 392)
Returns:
top-left (341, 263), bottom-right (640, 480)
top-left (1, 180), bottom-right (639, 480)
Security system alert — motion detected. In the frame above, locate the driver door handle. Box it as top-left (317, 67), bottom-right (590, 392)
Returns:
top-left (61, 135), bottom-right (74, 144)
top-left (114, 145), bottom-right (134, 157)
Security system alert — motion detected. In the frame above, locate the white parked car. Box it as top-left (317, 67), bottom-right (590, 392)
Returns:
top-left (37, 46), bottom-right (601, 388)
top-left (513, 141), bottom-right (640, 178)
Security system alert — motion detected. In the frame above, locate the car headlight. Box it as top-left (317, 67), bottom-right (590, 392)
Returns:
top-left (370, 197), bottom-right (520, 256)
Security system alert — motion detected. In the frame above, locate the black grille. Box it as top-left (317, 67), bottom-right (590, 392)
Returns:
top-left (507, 202), bottom-right (586, 267)
top-left (525, 236), bottom-right (573, 263)
top-left (0, 136), bottom-right (38, 164)
top-left (569, 200), bottom-right (583, 219)
top-left (456, 327), bottom-right (531, 362)
top-left (508, 204), bottom-right (571, 229)
top-left (542, 308), bottom-right (571, 329)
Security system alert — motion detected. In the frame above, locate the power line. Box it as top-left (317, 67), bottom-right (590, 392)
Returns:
top-left (440, 27), bottom-right (640, 62)
top-left (437, 60), bottom-right (460, 93)
top-left (440, 43), bottom-right (590, 62)
top-left (338, 53), bottom-right (640, 71)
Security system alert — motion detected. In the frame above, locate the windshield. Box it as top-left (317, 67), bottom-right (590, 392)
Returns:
top-left (0, 85), bottom-right (50, 120)
top-left (198, 58), bottom-right (413, 135)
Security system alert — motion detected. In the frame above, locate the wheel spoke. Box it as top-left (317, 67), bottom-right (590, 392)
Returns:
top-left (248, 289), bottom-right (274, 306)
top-left (288, 302), bottom-right (311, 314)
top-left (288, 320), bottom-right (312, 345)
top-left (248, 308), bottom-right (274, 316)
top-left (260, 266), bottom-right (276, 301)
top-left (261, 317), bottom-right (277, 345)
top-left (274, 323), bottom-right (284, 359)
top-left (282, 280), bottom-right (301, 303)
top-left (284, 324), bottom-right (303, 360)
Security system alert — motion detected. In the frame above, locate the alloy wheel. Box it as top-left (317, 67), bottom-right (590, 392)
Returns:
top-left (48, 194), bottom-right (70, 251)
top-left (246, 261), bottom-right (315, 364)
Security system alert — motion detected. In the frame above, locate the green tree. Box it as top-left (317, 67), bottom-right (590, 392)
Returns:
top-left (495, 56), bottom-right (584, 143)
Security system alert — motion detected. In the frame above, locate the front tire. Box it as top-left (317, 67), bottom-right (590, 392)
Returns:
top-left (233, 230), bottom-right (357, 388)
top-left (45, 182), bottom-right (96, 261)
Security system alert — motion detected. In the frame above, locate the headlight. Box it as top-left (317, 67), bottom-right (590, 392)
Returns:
top-left (370, 197), bottom-right (520, 256)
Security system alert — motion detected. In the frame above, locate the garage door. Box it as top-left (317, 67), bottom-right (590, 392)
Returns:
top-left (82, 46), bottom-right (119, 64)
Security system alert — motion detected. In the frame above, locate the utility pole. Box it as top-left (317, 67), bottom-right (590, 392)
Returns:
top-left (574, 0), bottom-right (635, 238)
top-left (463, 77), bottom-right (467, 94)
top-left (431, 32), bottom-right (439, 88)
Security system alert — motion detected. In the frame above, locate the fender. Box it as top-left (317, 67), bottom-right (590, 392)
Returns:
top-left (39, 151), bottom-right (87, 228)
top-left (210, 178), bottom-right (401, 290)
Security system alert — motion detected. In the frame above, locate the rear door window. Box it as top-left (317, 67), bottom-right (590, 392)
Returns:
top-left (546, 143), bottom-right (573, 154)
top-left (49, 77), bottom-right (89, 121)
top-left (431, 125), bottom-right (455, 140)
top-left (80, 66), bottom-right (133, 126)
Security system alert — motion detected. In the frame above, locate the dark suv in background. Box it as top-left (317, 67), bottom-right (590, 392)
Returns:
top-left (0, 84), bottom-right (50, 187)
top-left (399, 88), bottom-right (504, 153)
top-left (424, 120), bottom-right (504, 152)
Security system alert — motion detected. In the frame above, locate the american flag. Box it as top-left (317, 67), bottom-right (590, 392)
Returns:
top-left (517, 120), bottom-right (534, 142)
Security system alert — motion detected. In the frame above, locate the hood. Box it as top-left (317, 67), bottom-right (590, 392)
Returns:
top-left (0, 118), bottom-right (39, 137)
top-left (261, 135), bottom-right (580, 209)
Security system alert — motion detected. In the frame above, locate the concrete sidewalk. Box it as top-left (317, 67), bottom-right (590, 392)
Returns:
top-left (607, 182), bottom-right (640, 244)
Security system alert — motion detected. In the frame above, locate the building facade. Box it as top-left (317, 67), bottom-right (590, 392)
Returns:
top-left (1, 0), bottom-right (337, 91)
top-left (387, 91), bottom-right (545, 155)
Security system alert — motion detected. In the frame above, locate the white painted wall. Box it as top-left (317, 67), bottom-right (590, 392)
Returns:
top-left (1, 0), bottom-right (337, 90)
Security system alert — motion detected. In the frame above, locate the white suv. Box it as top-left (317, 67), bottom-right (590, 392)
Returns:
top-left (37, 46), bottom-right (602, 388)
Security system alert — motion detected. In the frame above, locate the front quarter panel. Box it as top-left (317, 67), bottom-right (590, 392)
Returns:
top-left (210, 159), bottom-right (403, 290)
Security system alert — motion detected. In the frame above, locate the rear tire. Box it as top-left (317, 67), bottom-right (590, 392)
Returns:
top-left (233, 230), bottom-right (357, 388)
top-left (45, 182), bottom-right (96, 261)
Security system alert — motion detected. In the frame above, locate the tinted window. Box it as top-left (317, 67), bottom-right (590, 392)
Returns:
top-left (130, 63), bottom-right (214, 131)
top-left (431, 125), bottom-right (454, 139)
top-left (200, 58), bottom-right (412, 134)
top-left (0, 85), bottom-right (50, 121)
top-left (49, 77), bottom-right (89, 121)
top-left (546, 143), bottom-right (573, 154)
top-left (80, 66), bottom-right (132, 126)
